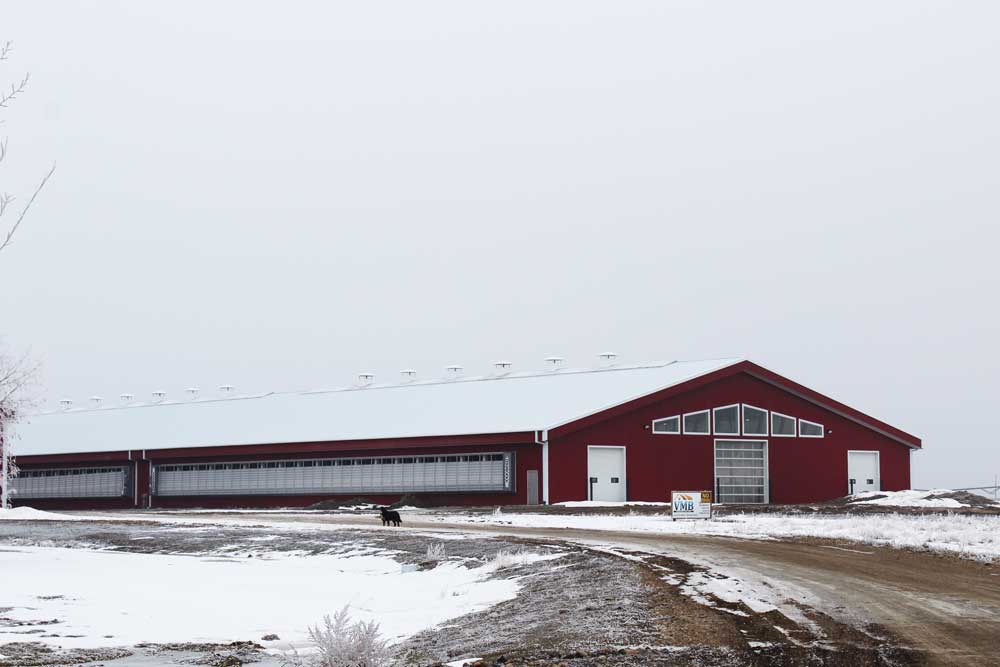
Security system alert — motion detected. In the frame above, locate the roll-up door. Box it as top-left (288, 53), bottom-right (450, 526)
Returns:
top-left (714, 440), bottom-right (768, 504)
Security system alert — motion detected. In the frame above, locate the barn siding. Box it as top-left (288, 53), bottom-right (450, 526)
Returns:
top-left (548, 372), bottom-right (913, 504)
top-left (9, 366), bottom-right (917, 510)
top-left (13, 441), bottom-right (540, 509)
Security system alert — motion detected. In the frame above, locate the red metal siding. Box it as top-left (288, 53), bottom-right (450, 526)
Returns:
top-left (548, 372), bottom-right (913, 504)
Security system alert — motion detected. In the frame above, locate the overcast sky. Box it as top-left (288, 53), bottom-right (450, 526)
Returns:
top-left (2, 1), bottom-right (998, 488)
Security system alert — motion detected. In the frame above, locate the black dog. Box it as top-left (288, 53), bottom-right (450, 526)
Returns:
top-left (379, 506), bottom-right (402, 527)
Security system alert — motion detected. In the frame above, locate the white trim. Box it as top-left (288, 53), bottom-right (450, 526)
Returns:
top-left (799, 418), bottom-right (825, 438)
top-left (682, 409), bottom-right (711, 435)
top-left (652, 415), bottom-right (681, 435)
top-left (536, 429), bottom-right (550, 504)
top-left (541, 441), bottom-right (549, 503)
top-left (713, 439), bottom-right (769, 504)
top-left (586, 445), bottom-right (627, 502)
top-left (847, 450), bottom-right (880, 494)
top-left (712, 404), bottom-right (740, 436)
top-left (741, 403), bottom-right (769, 437)
top-left (770, 411), bottom-right (797, 437)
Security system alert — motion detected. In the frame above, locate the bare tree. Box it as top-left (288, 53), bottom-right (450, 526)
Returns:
top-left (1, 40), bottom-right (53, 508)
top-left (1, 40), bottom-right (55, 256)
top-left (0, 344), bottom-right (39, 509)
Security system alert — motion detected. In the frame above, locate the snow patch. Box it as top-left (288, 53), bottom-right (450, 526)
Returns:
top-left (0, 507), bottom-right (84, 521)
top-left (0, 546), bottom-right (555, 649)
top-left (850, 489), bottom-right (997, 508)
top-left (423, 510), bottom-right (1000, 562)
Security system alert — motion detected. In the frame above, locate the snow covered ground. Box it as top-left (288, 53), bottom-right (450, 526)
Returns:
top-left (0, 507), bottom-right (86, 521)
top-left (422, 508), bottom-right (1000, 562)
top-left (0, 544), bottom-right (560, 651)
top-left (7, 501), bottom-right (1000, 562)
top-left (849, 488), bottom-right (998, 508)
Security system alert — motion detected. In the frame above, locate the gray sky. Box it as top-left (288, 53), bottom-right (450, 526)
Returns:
top-left (2, 1), bottom-right (998, 488)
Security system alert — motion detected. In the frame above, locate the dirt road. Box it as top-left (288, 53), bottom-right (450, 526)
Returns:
top-left (189, 512), bottom-right (999, 666)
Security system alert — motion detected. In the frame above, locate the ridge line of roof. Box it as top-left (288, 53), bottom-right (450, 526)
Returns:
top-left (28, 357), bottom-right (743, 418)
top-left (542, 358), bottom-right (744, 431)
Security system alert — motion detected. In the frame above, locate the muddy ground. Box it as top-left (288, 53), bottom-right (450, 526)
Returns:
top-left (0, 519), bottom-right (926, 667)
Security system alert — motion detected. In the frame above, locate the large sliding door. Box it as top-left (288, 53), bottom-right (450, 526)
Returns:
top-left (714, 440), bottom-right (768, 504)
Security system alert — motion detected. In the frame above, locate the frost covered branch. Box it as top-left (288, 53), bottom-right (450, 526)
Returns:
top-left (288, 606), bottom-right (393, 667)
top-left (0, 39), bottom-right (55, 257)
top-left (0, 162), bottom-right (55, 255)
top-left (1, 341), bottom-right (40, 509)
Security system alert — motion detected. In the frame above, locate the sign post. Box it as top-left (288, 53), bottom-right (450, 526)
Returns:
top-left (671, 490), bottom-right (713, 520)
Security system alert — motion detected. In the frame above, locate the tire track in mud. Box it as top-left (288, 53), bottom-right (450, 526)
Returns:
top-left (185, 512), bottom-right (996, 666)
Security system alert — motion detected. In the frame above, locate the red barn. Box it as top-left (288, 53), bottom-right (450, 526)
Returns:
top-left (5, 358), bottom-right (920, 510)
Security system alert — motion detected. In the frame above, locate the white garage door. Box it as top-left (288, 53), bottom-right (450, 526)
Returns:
top-left (847, 451), bottom-right (880, 495)
top-left (588, 447), bottom-right (626, 502)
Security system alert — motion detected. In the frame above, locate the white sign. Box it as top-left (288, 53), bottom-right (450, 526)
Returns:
top-left (671, 490), bottom-right (713, 520)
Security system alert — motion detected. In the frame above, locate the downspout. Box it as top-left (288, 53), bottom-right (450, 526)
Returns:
top-left (534, 429), bottom-right (549, 504)
top-left (129, 450), bottom-right (136, 507)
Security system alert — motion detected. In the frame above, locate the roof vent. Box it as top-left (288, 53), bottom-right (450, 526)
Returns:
top-left (89, 396), bottom-right (103, 407)
top-left (544, 356), bottom-right (565, 368)
top-left (493, 361), bottom-right (512, 371)
top-left (219, 384), bottom-right (235, 396)
top-left (59, 398), bottom-right (73, 410)
top-left (400, 369), bottom-right (417, 381)
top-left (445, 365), bottom-right (463, 376)
top-left (184, 387), bottom-right (200, 400)
top-left (358, 373), bottom-right (375, 386)
top-left (119, 393), bottom-right (135, 405)
top-left (152, 390), bottom-right (167, 402)
top-left (598, 351), bottom-right (619, 365)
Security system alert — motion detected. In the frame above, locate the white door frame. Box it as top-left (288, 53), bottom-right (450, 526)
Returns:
top-left (713, 439), bottom-right (769, 504)
top-left (587, 445), bottom-right (627, 501)
top-left (847, 450), bottom-right (880, 494)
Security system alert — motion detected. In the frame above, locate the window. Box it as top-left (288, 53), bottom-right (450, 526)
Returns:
top-left (742, 404), bottom-right (768, 436)
top-left (652, 416), bottom-right (680, 434)
top-left (713, 405), bottom-right (740, 435)
top-left (799, 419), bottom-right (824, 438)
top-left (683, 410), bottom-right (710, 435)
top-left (771, 412), bottom-right (796, 437)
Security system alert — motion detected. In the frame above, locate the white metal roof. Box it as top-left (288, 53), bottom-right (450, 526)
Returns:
top-left (14, 358), bottom-right (742, 456)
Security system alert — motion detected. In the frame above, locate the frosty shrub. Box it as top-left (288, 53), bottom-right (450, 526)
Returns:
top-left (292, 606), bottom-right (392, 667)
top-left (489, 548), bottom-right (531, 571)
top-left (425, 542), bottom-right (447, 562)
